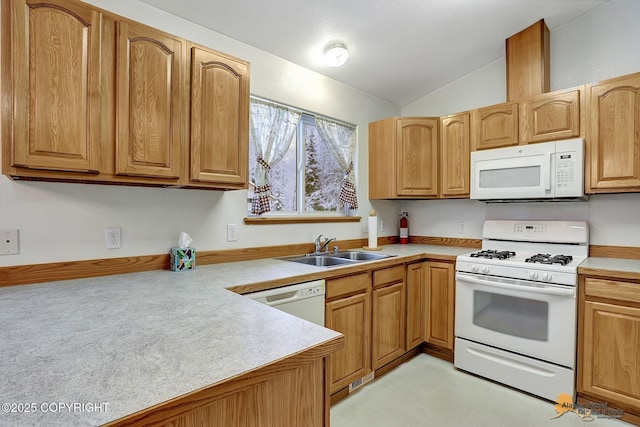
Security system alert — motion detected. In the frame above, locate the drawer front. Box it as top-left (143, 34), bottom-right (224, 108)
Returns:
top-left (584, 277), bottom-right (640, 304)
top-left (373, 265), bottom-right (404, 288)
top-left (326, 273), bottom-right (371, 299)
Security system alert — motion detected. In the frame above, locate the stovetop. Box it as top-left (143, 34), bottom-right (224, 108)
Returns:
top-left (456, 220), bottom-right (589, 286)
top-left (468, 250), bottom-right (575, 266)
top-left (458, 250), bottom-right (585, 272)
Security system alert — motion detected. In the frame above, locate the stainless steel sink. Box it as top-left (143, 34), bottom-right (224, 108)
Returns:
top-left (282, 251), bottom-right (395, 267)
top-left (332, 251), bottom-right (394, 261)
top-left (284, 255), bottom-right (357, 267)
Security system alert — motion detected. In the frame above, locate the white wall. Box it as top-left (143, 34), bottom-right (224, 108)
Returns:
top-left (401, 0), bottom-right (640, 247)
top-left (0, 0), bottom-right (400, 267)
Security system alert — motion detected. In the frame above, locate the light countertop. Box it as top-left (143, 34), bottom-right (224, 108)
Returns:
top-left (0, 243), bottom-right (473, 426)
top-left (578, 257), bottom-right (640, 281)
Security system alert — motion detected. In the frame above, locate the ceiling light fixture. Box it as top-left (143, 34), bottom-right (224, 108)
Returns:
top-left (323, 42), bottom-right (349, 67)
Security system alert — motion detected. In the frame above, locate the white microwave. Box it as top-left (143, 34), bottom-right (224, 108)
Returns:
top-left (470, 138), bottom-right (585, 201)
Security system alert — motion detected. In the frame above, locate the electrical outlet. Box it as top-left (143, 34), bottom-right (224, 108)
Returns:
top-left (362, 220), bottom-right (369, 235)
top-left (380, 220), bottom-right (385, 232)
top-left (105, 227), bottom-right (121, 249)
top-left (458, 222), bottom-right (467, 234)
top-left (227, 224), bottom-right (238, 242)
top-left (0, 229), bottom-right (19, 255)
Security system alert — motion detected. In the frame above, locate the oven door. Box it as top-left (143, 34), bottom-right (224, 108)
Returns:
top-left (455, 271), bottom-right (576, 367)
top-left (470, 144), bottom-right (553, 200)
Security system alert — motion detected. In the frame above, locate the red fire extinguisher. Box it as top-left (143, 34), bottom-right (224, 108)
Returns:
top-left (399, 212), bottom-right (409, 244)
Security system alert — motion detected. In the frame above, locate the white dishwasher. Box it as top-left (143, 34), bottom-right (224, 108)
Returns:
top-left (246, 280), bottom-right (326, 326)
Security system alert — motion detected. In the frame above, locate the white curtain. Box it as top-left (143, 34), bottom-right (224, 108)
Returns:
top-left (316, 117), bottom-right (358, 210)
top-left (249, 99), bottom-right (301, 215)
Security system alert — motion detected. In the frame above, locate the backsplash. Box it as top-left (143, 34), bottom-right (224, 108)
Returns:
top-left (402, 193), bottom-right (640, 247)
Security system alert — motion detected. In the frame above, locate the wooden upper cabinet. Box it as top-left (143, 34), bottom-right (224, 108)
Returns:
top-left (396, 118), bottom-right (439, 197)
top-left (506, 19), bottom-right (550, 101)
top-left (5, 0), bottom-right (104, 174)
top-left (190, 45), bottom-right (249, 187)
top-left (115, 20), bottom-right (186, 180)
top-left (369, 117), bottom-right (439, 199)
top-left (440, 112), bottom-right (470, 197)
top-left (586, 72), bottom-right (640, 193)
top-left (520, 87), bottom-right (583, 144)
top-left (472, 102), bottom-right (519, 151)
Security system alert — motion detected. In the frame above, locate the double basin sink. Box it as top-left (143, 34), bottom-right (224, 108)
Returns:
top-left (283, 251), bottom-right (396, 267)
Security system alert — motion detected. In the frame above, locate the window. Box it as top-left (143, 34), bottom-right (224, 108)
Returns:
top-left (248, 97), bottom-right (357, 217)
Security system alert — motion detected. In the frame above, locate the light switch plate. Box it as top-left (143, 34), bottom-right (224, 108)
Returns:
top-left (0, 229), bottom-right (19, 255)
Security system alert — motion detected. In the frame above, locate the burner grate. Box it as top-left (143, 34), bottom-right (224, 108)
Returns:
top-left (524, 253), bottom-right (573, 266)
top-left (470, 250), bottom-right (516, 260)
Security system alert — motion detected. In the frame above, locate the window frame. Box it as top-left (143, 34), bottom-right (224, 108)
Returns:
top-left (246, 96), bottom-right (358, 223)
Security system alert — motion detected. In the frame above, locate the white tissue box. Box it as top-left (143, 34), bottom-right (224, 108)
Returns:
top-left (170, 247), bottom-right (196, 271)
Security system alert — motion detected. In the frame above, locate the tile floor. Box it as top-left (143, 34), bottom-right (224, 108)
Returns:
top-left (330, 354), bottom-right (630, 427)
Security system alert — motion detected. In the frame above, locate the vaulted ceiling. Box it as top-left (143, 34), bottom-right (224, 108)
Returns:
top-left (140, 0), bottom-right (607, 107)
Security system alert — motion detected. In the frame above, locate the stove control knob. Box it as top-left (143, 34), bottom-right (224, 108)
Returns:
top-left (542, 273), bottom-right (552, 282)
top-left (481, 266), bottom-right (490, 274)
top-left (471, 264), bottom-right (479, 273)
top-left (528, 271), bottom-right (539, 280)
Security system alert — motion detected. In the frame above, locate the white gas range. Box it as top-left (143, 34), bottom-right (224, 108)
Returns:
top-left (454, 220), bottom-right (589, 402)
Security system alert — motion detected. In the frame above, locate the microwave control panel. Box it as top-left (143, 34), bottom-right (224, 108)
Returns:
top-left (555, 152), bottom-right (579, 189)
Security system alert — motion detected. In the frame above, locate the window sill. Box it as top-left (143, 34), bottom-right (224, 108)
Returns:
top-left (244, 216), bottom-right (361, 225)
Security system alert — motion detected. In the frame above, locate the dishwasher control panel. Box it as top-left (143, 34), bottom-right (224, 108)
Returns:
top-left (300, 283), bottom-right (325, 297)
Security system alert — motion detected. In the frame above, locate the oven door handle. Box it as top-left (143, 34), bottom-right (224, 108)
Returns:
top-left (456, 272), bottom-right (575, 297)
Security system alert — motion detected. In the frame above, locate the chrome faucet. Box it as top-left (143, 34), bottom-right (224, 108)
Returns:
top-left (314, 234), bottom-right (336, 254)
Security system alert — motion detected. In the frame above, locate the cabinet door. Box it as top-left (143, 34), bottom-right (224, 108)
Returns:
top-left (6, 0), bottom-right (103, 173)
top-left (586, 73), bottom-right (640, 192)
top-left (520, 88), bottom-right (582, 144)
top-left (423, 261), bottom-right (455, 350)
top-left (325, 292), bottom-right (371, 393)
top-left (190, 46), bottom-right (249, 187)
top-left (472, 103), bottom-right (519, 151)
top-left (581, 300), bottom-right (640, 410)
top-left (396, 118), bottom-right (439, 197)
top-left (440, 113), bottom-right (470, 198)
top-left (405, 262), bottom-right (424, 350)
top-left (372, 281), bottom-right (406, 369)
top-left (116, 20), bottom-right (185, 180)
top-left (579, 277), bottom-right (640, 413)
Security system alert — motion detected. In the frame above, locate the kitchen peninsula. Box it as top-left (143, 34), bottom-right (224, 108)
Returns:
top-left (0, 244), bottom-right (471, 426)
top-left (0, 267), bottom-right (343, 426)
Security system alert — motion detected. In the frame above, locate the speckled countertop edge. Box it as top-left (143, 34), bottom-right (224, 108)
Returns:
top-left (578, 257), bottom-right (640, 280)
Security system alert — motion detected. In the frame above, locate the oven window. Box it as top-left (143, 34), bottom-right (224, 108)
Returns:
top-left (479, 166), bottom-right (540, 188)
top-left (473, 291), bottom-right (548, 341)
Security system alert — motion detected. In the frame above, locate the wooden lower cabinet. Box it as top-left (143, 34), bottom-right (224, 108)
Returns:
top-left (423, 261), bottom-right (455, 351)
top-left (406, 262), bottom-right (424, 350)
top-left (371, 265), bottom-right (406, 369)
top-left (106, 340), bottom-right (344, 427)
top-left (578, 276), bottom-right (640, 423)
top-left (325, 261), bottom-right (456, 397)
top-left (325, 273), bottom-right (371, 394)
